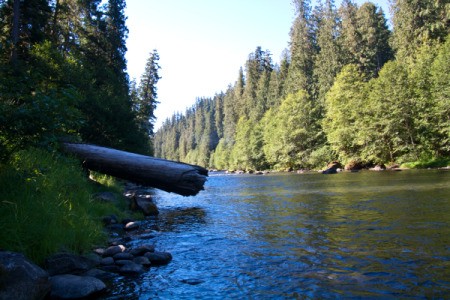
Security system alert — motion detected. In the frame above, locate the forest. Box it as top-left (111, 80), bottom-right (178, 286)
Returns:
top-left (0, 0), bottom-right (164, 263)
top-left (0, 0), bottom-right (160, 161)
top-left (154, 0), bottom-right (450, 171)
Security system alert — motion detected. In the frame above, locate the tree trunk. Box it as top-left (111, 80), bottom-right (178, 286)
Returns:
top-left (63, 143), bottom-right (208, 196)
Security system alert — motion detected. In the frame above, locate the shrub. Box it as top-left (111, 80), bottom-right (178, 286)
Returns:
top-left (0, 148), bottom-right (126, 264)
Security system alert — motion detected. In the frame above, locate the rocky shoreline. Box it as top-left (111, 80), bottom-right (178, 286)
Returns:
top-left (0, 184), bottom-right (171, 299)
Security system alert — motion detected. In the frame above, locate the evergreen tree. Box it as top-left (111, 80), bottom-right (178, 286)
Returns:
top-left (391, 0), bottom-right (450, 59)
top-left (135, 49), bottom-right (161, 137)
top-left (105, 0), bottom-right (128, 82)
top-left (363, 60), bottom-right (420, 162)
top-left (322, 64), bottom-right (367, 163)
top-left (313, 0), bottom-right (343, 107)
top-left (285, 0), bottom-right (315, 95)
top-left (242, 47), bottom-right (272, 118)
top-left (430, 36), bottom-right (450, 156)
top-left (339, 0), bottom-right (392, 78)
top-left (264, 90), bottom-right (320, 170)
top-left (0, 0), bottom-right (51, 64)
top-left (355, 2), bottom-right (392, 77)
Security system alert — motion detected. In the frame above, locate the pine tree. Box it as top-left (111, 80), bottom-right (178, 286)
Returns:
top-left (136, 49), bottom-right (161, 137)
top-left (313, 0), bottom-right (343, 107)
top-left (391, 0), bottom-right (450, 59)
top-left (339, 0), bottom-right (392, 78)
top-left (105, 0), bottom-right (128, 83)
top-left (355, 2), bottom-right (392, 77)
top-left (285, 0), bottom-right (315, 95)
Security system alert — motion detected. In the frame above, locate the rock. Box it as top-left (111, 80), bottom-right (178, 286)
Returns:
top-left (103, 245), bottom-right (126, 257)
top-left (49, 274), bottom-right (106, 299)
top-left (100, 257), bottom-right (115, 266)
top-left (93, 248), bottom-right (105, 256)
top-left (113, 252), bottom-right (134, 260)
top-left (322, 161), bottom-right (342, 174)
top-left (129, 245), bottom-right (155, 256)
top-left (44, 253), bottom-right (98, 276)
top-left (344, 160), bottom-right (362, 171)
top-left (135, 196), bottom-right (159, 216)
top-left (83, 268), bottom-right (116, 280)
top-left (370, 164), bottom-right (386, 171)
top-left (93, 192), bottom-right (117, 203)
top-left (144, 252), bottom-right (172, 266)
top-left (121, 218), bottom-right (134, 225)
top-left (133, 256), bottom-right (151, 266)
top-left (0, 251), bottom-right (51, 300)
top-left (98, 265), bottom-right (120, 273)
top-left (138, 233), bottom-right (157, 240)
top-left (124, 221), bottom-right (141, 231)
top-left (119, 262), bottom-right (144, 274)
top-left (114, 260), bottom-right (133, 266)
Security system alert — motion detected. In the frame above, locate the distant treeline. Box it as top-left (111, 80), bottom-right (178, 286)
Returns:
top-left (0, 0), bottom-right (160, 161)
top-left (154, 0), bottom-right (449, 170)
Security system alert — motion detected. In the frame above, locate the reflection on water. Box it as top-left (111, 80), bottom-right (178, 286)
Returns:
top-left (106, 170), bottom-right (450, 299)
top-left (157, 207), bottom-right (207, 232)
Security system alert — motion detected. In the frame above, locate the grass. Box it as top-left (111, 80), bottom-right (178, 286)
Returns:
top-left (400, 157), bottom-right (450, 169)
top-left (0, 148), bottom-right (131, 265)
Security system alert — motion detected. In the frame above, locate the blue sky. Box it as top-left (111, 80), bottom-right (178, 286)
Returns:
top-left (125, 1), bottom-right (390, 129)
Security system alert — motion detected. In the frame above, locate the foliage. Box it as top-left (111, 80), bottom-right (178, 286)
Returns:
top-left (400, 157), bottom-right (450, 169)
top-left (0, 0), bottom-right (157, 160)
top-left (322, 64), bottom-right (367, 164)
top-left (0, 148), bottom-right (129, 264)
top-left (133, 49), bottom-right (161, 140)
top-left (153, 1), bottom-right (449, 170)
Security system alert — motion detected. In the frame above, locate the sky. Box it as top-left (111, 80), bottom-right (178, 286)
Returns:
top-left (125, 0), bottom-right (390, 130)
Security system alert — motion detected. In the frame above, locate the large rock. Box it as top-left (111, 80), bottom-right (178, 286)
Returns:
top-left (129, 244), bottom-right (155, 256)
top-left (44, 253), bottom-right (99, 276)
top-left (49, 274), bottom-right (106, 299)
top-left (119, 262), bottom-right (144, 274)
top-left (370, 164), bottom-right (386, 171)
top-left (144, 252), bottom-right (172, 266)
top-left (322, 161), bottom-right (342, 174)
top-left (0, 251), bottom-right (51, 300)
top-left (135, 196), bottom-right (159, 216)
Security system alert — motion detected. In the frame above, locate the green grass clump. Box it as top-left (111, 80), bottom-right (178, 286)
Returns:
top-left (400, 157), bottom-right (450, 169)
top-left (0, 148), bottom-right (127, 265)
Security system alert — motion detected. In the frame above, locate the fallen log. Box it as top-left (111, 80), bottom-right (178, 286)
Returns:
top-left (63, 143), bottom-right (208, 196)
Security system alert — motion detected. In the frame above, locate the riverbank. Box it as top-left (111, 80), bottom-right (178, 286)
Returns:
top-left (0, 147), bottom-right (172, 298)
top-left (0, 148), bottom-right (131, 264)
top-left (213, 156), bottom-right (450, 175)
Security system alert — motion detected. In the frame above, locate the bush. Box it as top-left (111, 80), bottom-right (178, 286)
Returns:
top-left (0, 148), bottom-right (126, 264)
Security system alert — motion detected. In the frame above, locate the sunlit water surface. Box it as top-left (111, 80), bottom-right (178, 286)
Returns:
top-left (105, 170), bottom-right (450, 299)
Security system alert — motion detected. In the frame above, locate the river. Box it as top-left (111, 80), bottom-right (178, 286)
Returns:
top-left (106, 170), bottom-right (450, 299)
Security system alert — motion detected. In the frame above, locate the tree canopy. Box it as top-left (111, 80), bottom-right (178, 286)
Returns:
top-left (154, 0), bottom-right (449, 170)
top-left (0, 0), bottom-right (160, 161)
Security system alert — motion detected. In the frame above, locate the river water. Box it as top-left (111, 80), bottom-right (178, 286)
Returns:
top-left (106, 170), bottom-right (450, 299)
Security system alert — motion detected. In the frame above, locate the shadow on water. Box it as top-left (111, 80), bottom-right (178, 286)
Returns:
top-left (156, 207), bottom-right (207, 232)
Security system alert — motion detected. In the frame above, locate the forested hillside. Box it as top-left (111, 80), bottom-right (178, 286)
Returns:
top-left (154, 0), bottom-right (450, 171)
top-left (0, 0), bottom-right (160, 160)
